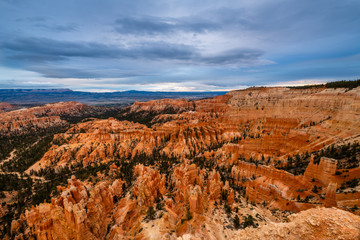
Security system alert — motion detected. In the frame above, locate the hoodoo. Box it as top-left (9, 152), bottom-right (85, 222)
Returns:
top-left (3, 85), bottom-right (360, 239)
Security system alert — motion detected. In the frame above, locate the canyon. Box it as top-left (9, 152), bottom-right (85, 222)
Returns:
top-left (0, 102), bottom-right (91, 136)
top-left (1, 85), bottom-right (360, 239)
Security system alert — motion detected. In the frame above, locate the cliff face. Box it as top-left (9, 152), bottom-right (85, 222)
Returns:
top-left (324, 182), bottom-right (338, 208)
top-left (232, 155), bottom-right (359, 212)
top-left (133, 87), bottom-right (360, 160)
top-left (126, 98), bottom-right (195, 114)
top-left (304, 157), bottom-right (337, 185)
top-left (0, 102), bottom-right (90, 135)
top-left (27, 87), bottom-right (360, 173)
top-left (24, 87), bottom-right (360, 213)
top-left (7, 86), bottom-right (360, 239)
top-left (304, 157), bottom-right (360, 209)
top-left (224, 87), bottom-right (360, 158)
top-left (231, 161), bottom-right (316, 212)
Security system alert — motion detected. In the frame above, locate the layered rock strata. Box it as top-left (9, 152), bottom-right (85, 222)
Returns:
top-left (0, 102), bottom-right (89, 135)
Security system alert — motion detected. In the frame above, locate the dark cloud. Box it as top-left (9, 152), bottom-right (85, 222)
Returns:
top-left (28, 67), bottom-right (104, 79)
top-left (127, 42), bottom-right (196, 60)
top-left (2, 0), bottom-right (359, 90)
top-left (6, 54), bottom-right (66, 64)
top-left (115, 15), bottom-right (218, 35)
top-left (1, 37), bottom-right (266, 67)
top-left (220, 2), bottom-right (360, 40)
top-left (1, 37), bottom-right (195, 61)
top-left (34, 23), bottom-right (78, 32)
top-left (199, 49), bottom-right (266, 65)
top-left (1, 38), bottom-right (119, 59)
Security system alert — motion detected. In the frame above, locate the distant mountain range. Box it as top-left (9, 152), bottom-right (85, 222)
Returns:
top-left (0, 89), bottom-right (227, 105)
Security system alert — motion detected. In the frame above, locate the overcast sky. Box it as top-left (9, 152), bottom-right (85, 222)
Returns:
top-left (0, 0), bottom-right (359, 91)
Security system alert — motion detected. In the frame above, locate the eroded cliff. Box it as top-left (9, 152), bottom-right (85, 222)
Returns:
top-left (4, 86), bottom-right (360, 239)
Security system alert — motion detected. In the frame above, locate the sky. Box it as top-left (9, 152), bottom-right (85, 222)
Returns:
top-left (0, 0), bottom-right (359, 92)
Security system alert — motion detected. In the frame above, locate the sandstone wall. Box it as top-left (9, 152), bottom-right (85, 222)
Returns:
top-left (304, 157), bottom-right (337, 186)
top-left (0, 102), bottom-right (89, 135)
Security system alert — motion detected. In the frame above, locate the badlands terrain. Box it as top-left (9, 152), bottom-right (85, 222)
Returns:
top-left (0, 81), bottom-right (360, 239)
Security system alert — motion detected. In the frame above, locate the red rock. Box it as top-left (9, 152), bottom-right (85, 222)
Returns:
top-left (0, 101), bottom-right (89, 135)
top-left (24, 176), bottom-right (115, 240)
top-left (133, 165), bottom-right (166, 208)
top-left (9, 86), bottom-right (360, 239)
top-left (304, 157), bottom-right (337, 186)
top-left (324, 182), bottom-right (338, 208)
top-left (189, 185), bottom-right (203, 214)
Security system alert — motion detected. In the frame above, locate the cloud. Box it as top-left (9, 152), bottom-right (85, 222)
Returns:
top-left (0, 79), bottom-right (63, 89)
top-left (199, 49), bottom-right (273, 66)
top-left (1, 0), bottom-right (359, 91)
top-left (1, 37), bottom-right (195, 62)
top-left (1, 38), bottom-right (120, 59)
top-left (15, 16), bottom-right (77, 32)
top-left (34, 23), bottom-right (78, 32)
top-left (1, 37), bottom-right (270, 75)
top-left (114, 15), bottom-right (218, 35)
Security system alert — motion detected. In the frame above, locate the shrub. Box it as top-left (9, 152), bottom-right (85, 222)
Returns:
top-left (243, 215), bottom-right (257, 228)
top-left (325, 79), bottom-right (360, 90)
top-left (348, 178), bottom-right (359, 188)
top-left (221, 189), bottom-right (228, 201)
top-left (233, 215), bottom-right (240, 229)
top-left (312, 185), bottom-right (319, 193)
top-left (224, 204), bottom-right (232, 215)
top-left (146, 206), bottom-right (156, 220)
top-left (186, 208), bottom-right (193, 221)
top-left (156, 202), bottom-right (164, 211)
top-left (0, 192), bottom-right (6, 198)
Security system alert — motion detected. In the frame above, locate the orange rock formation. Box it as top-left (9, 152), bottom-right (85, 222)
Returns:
top-left (0, 101), bottom-right (89, 135)
top-left (304, 157), bottom-right (337, 186)
top-left (23, 176), bottom-right (123, 240)
top-left (7, 86), bottom-right (360, 239)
